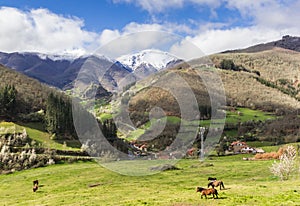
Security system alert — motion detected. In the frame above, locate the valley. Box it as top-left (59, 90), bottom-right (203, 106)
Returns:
top-left (1, 35), bottom-right (300, 205)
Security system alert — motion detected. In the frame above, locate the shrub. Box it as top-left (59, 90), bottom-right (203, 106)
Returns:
top-left (220, 59), bottom-right (235, 70)
top-left (254, 147), bottom-right (283, 160)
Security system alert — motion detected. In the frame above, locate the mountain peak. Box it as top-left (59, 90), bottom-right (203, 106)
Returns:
top-left (117, 49), bottom-right (179, 71)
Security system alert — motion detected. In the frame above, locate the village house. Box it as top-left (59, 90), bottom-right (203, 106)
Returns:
top-left (230, 141), bottom-right (248, 153)
top-left (230, 140), bottom-right (265, 154)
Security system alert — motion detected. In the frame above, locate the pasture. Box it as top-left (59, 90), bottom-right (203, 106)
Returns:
top-left (0, 122), bottom-right (80, 151)
top-left (1, 152), bottom-right (300, 205)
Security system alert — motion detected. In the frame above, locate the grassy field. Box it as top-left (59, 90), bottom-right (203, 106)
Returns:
top-left (0, 122), bottom-right (80, 151)
top-left (121, 108), bottom-right (274, 141)
top-left (225, 108), bottom-right (275, 123)
top-left (1, 150), bottom-right (299, 206)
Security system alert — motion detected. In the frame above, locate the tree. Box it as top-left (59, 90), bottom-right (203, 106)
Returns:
top-left (101, 119), bottom-right (117, 140)
top-left (0, 85), bottom-right (17, 117)
top-left (270, 146), bottom-right (297, 180)
top-left (45, 93), bottom-right (76, 138)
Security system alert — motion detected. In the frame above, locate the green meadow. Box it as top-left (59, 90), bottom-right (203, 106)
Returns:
top-left (1, 151), bottom-right (299, 206)
top-left (0, 122), bottom-right (80, 151)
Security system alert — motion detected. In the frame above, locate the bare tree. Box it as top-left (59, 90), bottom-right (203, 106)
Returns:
top-left (270, 146), bottom-right (297, 180)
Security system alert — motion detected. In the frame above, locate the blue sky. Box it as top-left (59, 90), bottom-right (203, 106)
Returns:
top-left (0, 0), bottom-right (244, 32)
top-left (0, 0), bottom-right (299, 55)
top-left (0, 0), bottom-right (150, 32)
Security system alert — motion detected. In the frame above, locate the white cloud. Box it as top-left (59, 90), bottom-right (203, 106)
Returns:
top-left (180, 0), bottom-right (300, 54)
top-left (98, 29), bottom-right (121, 46)
top-left (169, 39), bottom-right (205, 60)
top-left (96, 22), bottom-right (192, 58)
top-left (96, 31), bottom-right (179, 59)
top-left (186, 27), bottom-right (293, 55)
top-left (0, 7), bottom-right (98, 55)
top-left (112, 0), bottom-right (220, 13)
top-left (225, 0), bottom-right (300, 29)
top-left (112, 0), bottom-right (184, 13)
top-left (122, 22), bottom-right (165, 33)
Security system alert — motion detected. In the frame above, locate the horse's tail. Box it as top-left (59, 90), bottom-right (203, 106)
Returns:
top-left (221, 181), bottom-right (225, 189)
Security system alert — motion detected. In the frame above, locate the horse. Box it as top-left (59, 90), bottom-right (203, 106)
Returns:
top-left (196, 187), bottom-right (218, 199)
top-left (33, 180), bottom-right (39, 192)
top-left (208, 177), bottom-right (217, 181)
top-left (208, 180), bottom-right (225, 190)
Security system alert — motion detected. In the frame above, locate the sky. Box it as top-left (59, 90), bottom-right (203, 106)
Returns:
top-left (0, 0), bottom-right (300, 56)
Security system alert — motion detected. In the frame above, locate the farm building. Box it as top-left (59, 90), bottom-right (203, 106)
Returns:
top-left (241, 147), bottom-right (256, 154)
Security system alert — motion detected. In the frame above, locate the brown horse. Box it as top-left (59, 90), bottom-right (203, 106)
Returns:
top-left (208, 180), bottom-right (225, 190)
top-left (196, 187), bottom-right (218, 199)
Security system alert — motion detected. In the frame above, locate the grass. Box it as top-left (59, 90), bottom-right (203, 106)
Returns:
top-left (98, 113), bottom-right (113, 122)
top-left (225, 108), bottom-right (275, 124)
top-left (126, 128), bottom-right (145, 141)
top-left (0, 147), bottom-right (299, 206)
top-left (247, 141), bottom-right (275, 148)
top-left (0, 121), bottom-right (80, 151)
top-left (0, 122), bottom-right (24, 134)
top-left (201, 108), bottom-right (274, 128)
top-left (117, 107), bottom-right (274, 141)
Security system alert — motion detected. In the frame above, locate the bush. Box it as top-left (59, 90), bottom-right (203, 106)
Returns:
top-left (220, 59), bottom-right (235, 70)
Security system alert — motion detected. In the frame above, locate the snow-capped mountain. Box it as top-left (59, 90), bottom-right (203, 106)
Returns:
top-left (0, 51), bottom-right (131, 92)
top-left (0, 49), bottom-right (181, 94)
top-left (117, 49), bottom-right (179, 71)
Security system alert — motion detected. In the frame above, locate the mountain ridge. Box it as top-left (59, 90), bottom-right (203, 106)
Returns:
top-left (223, 35), bottom-right (300, 53)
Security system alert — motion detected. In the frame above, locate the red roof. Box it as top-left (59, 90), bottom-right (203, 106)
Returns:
top-left (231, 141), bottom-right (247, 146)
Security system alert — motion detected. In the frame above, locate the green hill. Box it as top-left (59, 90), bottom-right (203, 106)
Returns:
top-left (0, 64), bottom-right (54, 116)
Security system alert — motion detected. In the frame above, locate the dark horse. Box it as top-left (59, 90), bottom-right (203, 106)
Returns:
top-left (208, 180), bottom-right (225, 190)
top-left (33, 180), bottom-right (39, 192)
top-left (208, 177), bottom-right (217, 181)
top-left (196, 187), bottom-right (218, 199)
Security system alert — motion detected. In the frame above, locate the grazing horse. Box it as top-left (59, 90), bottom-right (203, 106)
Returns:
top-left (33, 180), bottom-right (39, 192)
top-left (208, 177), bottom-right (217, 181)
top-left (208, 180), bottom-right (225, 190)
top-left (196, 187), bottom-right (218, 199)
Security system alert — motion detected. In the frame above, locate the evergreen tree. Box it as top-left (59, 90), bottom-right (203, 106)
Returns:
top-left (0, 85), bottom-right (17, 117)
top-left (45, 93), bottom-right (76, 138)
